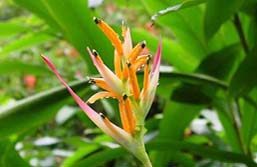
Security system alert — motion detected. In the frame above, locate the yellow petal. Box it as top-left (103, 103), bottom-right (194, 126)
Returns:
top-left (94, 17), bottom-right (123, 56)
top-left (127, 63), bottom-right (140, 100)
top-left (128, 41), bottom-right (146, 63)
top-left (87, 91), bottom-right (121, 104)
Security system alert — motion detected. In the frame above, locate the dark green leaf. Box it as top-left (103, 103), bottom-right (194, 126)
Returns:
top-left (229, 46), bottom-right (257, 97)
top-left (241, 89), bottom-right (257, 149)
top-left (0, 139), bottom-right (30, 167)
top-left (197, 43), bottom-right (242, 80)
top-left (204, 0), bottom-right (243, 39)
top-left (149, 140), bottom-right (257, 166)
top-left (171, 83), bottom-right (212, 104)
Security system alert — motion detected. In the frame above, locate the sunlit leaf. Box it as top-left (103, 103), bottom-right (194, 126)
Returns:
top-left (0, 22), bottom-right (27, 39)
top-left (0, 60), bottom-right (51, 75)
top-left (0, 32), bottom-right (53, 56)
top-left (0, 79), bottom-right (89, 138)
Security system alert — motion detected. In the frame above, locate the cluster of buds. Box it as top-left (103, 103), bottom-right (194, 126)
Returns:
top-left (42, 17), bottom-right (161, 167)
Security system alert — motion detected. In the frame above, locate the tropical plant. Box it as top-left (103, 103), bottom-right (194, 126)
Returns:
top-left (1, 0), bottom-right (257, 166)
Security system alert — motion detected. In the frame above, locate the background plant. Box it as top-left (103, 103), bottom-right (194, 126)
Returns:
top-left (1, 0), bottom-right (257, 166)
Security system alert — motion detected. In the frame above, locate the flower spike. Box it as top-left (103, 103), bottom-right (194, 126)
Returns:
top-left (42, 18), bottom-right (162, 167)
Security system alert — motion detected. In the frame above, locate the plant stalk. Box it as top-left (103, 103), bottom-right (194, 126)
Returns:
top-left (234, 13), bottom-right (249, 54)
top-left (135, 137), bottom-right (152, 167)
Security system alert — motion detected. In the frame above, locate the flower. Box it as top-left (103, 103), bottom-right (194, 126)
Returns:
top-left (42, 17), bottom-right (161, 167)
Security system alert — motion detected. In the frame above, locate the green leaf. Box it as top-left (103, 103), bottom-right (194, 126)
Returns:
top-left (241, 89), bottom-right (257, 150)
top-left (229, 46), bottom-right (257, 97)
top-left (213, 97), bottom-right (242, 152)
top-left (159, 101), bottom-right (201, 140)
top-left (0, 32), bottom-right (53, 56)
top-left (0, 79), bottom-right (89, 138)
top-left (149, 140), bottom-right (257, 166)
top-left (0, 22), bottom-right (27, 39)
top-left (131, 29), bottom-right (198, 72)
top-left (159, 72), bottom-right (227, 90)
top-left (197, 43), bottom-right (242, 80)
top-left (171, 83), bottom-right (212, 104)
top-left (0, 139), bottom-right (30, 167)
top-left (0, 60), bottom-right (51, 75)
top-left (141, 0), bottom-right (208, 65)
top-left (73, 148), bottom-right (127, 167)
top-left (62, 145), bottom-right (99, 167)
top-left (152, 101), bottom-right (201, 166)
top-left (151, 0), bottom-right (207, 22)
top-left (204, 0), bottom-right (243, 39)
top-left (13, 0), bottom-right (114, 72)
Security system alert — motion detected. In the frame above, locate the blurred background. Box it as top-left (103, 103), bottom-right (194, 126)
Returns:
top-left (1, 0), bottom-right (257, 166)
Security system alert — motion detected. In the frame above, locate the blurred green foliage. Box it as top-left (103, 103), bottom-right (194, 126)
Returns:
top-left (1, 0), bottom-right (257, 166)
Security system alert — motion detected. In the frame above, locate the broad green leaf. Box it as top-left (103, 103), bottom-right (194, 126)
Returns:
top-left (149, 140), bottom-right (257, 166)
top-left (132, 29), bottom-right (198, 72)
top-left (241, 89), bottom-right (257, 149)
top-left (0, 79), bottom-right (89, 138)
top-left (204, 0), bottom-right (243, 39)
top-left (73, 148), bottom-right (127, 167)
top-left (62, 145), bottom-right (99, 167)
top-left (170, 44), bottom-right (241, 104)
top-left (208, 21), bottom-right (240, 53)
top-left (229, 46), bottom-right (257, 97)
top-left (0, 32), bottom-right (53, 56)
top-left (69, 139), bottom-right (257, 167)
top-left (159, 72), bottom-right (228, 91)
top-left (197, 43), bottom-right (242, 80)
top-left (141, 0), bottom-right (208, 65)
top-left (247, 13), bottom-right (257, 49)
top-left (0, 60), bottom-right (51, 75)
top-left (240, 0), bottom-right (257, 16)
top-left (171, 83), bottom-right (212, 104)
top-left (0, 22), bottom-right (27, 39)
top-left (152, 101), bottom-right (201, 166)
top-left (0, 139), bottom-right (30, 167)
top-left (159, 101), bottom-right (201, 139)
top-left (13, 0), bottom-right (114, 72)
top-left (151, 0), bottom-right (207, 22)
top-left (213, 96), bottom-right (242, 152)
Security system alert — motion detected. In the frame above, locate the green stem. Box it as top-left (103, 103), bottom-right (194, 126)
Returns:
top-left (134, 137), bottom-right (152, 167)
top-left (227, 97), bottom-right (246, 154)
top-left (133, 117), bottom-right (152, 167)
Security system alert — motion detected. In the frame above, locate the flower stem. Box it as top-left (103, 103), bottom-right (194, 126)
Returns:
top-left (139, 146), bottom-right (152, 167)
top-left (134, 138), bottom-right (152, 167)
top-left (133, 124), bottom-right (152, 167)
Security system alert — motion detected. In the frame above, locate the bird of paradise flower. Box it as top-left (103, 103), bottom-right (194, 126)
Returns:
top-left (42, 17), bottom-right (161, 167)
